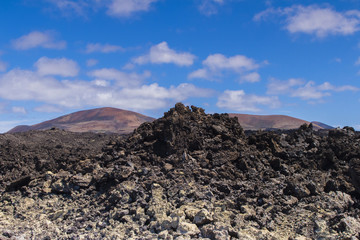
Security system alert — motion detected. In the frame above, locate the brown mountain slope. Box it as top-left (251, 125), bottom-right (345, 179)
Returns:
top-left (8, 107), bottom-right (155, 134)
top-left (228, 113), bottom-right (332, 130)
top-left (311, 121), bottom-right (335, 130)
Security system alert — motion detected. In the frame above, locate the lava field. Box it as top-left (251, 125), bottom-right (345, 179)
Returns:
top-left (0, 103), bottom-right (360, 239)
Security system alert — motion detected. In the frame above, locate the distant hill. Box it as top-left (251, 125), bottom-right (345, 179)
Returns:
top-left (8, 107), bottom-right (334, 134)
top-left (228, 113), bottom-right (333, 130)
top-left (311, 121), bottom-right (335, 130)
top-left (8, 107), bottom-right (155, 134)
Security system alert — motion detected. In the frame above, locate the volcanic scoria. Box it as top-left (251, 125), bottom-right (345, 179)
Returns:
top-left (1, 103), bottom-right (360, 239)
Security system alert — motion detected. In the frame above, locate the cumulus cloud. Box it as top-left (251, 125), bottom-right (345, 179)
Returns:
top-left (267, 78), bottom-right (359, 100)
top-left (203, 54), bottom-right (259, 71)
top-left (133, 42), bottom-right (196, 66)
top-left (88, 68), bottom-right (150, 87)
top-left (267, 78), bottom-right (304, 95)
top-left (188, 69), bottom-right (209, 79)
top-left (34, 57), bottom-right (80, 77)
top-left (189, 53), bottom-right (260, 81)
top-left (254, 5), bottom-right (360, 37)
top-left (217, 90), bottom-right (280, 112)
top-left (12, 31), bottom-right (66, 50)
top-left (0, 67), bottom-right (211, 111)
top-left (317, 82), bottom-right (359, 92)
top-left (239, 72), bottom-right (261, 83)
top-left (118, 83), bottom-right (212, 109)
top-left (107, 0), bottom-right (158, 17)
top-left (0, 69), bottom-right (76, 105)
top-left (85, 43), bottom-right (124, 53)
top-left (292, 82), bottom-right (331, 100)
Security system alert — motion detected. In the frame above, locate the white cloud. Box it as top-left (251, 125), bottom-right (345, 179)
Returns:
top-left (86, 59), bottom-right (98, 67)
top-left (267, 78), bottom-right (359, 100)
top-left (12, 31), bottom-right (66, 50)
top-left (85, 43), bottom-right (124, 53)
top-left (267, 78), bottom-right (304, 95)
top-left (217, 90), bottom-right (280, 112)
top-left (12, 106), bottom-right (27, 114)
top-left (189, 53), bottom-right (260, 81)
top-left (203, 54), bottom-right (259, 71)
top-left (35, 57), bottom-right (79, 77)
top-left (188, 69), bottom-right (209, 79)
top-left (318, 82), bottom-right (359, 92)
top-left (255, 5), bottom-right (360, 37)
top-left (88, 68), bottom-right (150, 87)
top-left (0, 61), bottom-right (7, 72)
top-left (292, 81), bottom-right (331, 100)
top-left (239, 72), bottom-right (261, 83)
top-left (198, 0), bottom-right (225, 16)
top-left (0, 64), bottom-right (212, 111)
top-left (107, 0), bottom-right (158, 17)
top-left (96, 83), bottom-right (206, 111)
top-left (118, 83), bottom-right (212, 109)
top-left (92, 79), bottom-right (110, 87)
top-left (0, 69), bottom-right (77, 105)
top-left (133, 42), bottom-right (196, 66)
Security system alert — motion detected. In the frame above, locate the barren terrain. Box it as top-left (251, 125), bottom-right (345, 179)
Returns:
top-left (0, 103), bottom-right (359, 239)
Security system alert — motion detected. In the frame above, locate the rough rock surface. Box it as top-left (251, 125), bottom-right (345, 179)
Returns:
top-left (0, 103), bottom-right (360, 239)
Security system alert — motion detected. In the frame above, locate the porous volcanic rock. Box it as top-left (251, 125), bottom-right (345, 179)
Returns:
top-left (0, 103), bottom-right (360, 239)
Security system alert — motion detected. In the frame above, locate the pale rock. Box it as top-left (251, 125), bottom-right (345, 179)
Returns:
top-left (193, 209), bottom-right (213, 225)
top-left (170, 211), bottom-right (185, 229)
top-left (201, 224), bottom-right (230, 240)
top-left (71, 174), bottom-right (92, 188)
top-left (184, 206), bottom-right (199, 221)
top-left (177, 221), bottom-right (200, 236)
top-left (42, 180), bottom-right (52, 193)
top-left (51, 179), bottom-right (70, 193)
top-left (340, 216), bottom-right (360, 236)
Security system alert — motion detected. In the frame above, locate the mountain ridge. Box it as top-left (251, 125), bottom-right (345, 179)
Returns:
top-left (8, 106), bottom-right (333, 133)
top-left (8, 107), bottom-right (155, 134)
top-left (229, 113), bottom-right (334, 130)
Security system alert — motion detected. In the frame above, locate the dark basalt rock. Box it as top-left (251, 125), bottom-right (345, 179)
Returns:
top-left (0, 103), bottom-right (360, 239)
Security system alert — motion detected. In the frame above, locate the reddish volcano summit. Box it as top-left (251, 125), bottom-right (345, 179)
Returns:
top-left (8, 107), bottom-right (155, 134)
top-left (229, 113), bottom-right (333, 130)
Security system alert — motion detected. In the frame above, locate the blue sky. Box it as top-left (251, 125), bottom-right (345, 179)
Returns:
top-left (1, 0), bottom-right (360, 132)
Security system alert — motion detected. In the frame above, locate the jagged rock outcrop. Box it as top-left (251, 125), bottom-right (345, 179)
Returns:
top-left (0, 103), bottom-right (359, 239)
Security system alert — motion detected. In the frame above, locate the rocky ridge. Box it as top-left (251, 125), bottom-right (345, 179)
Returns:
top-left (0, 103), bottom-right (360, 239)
